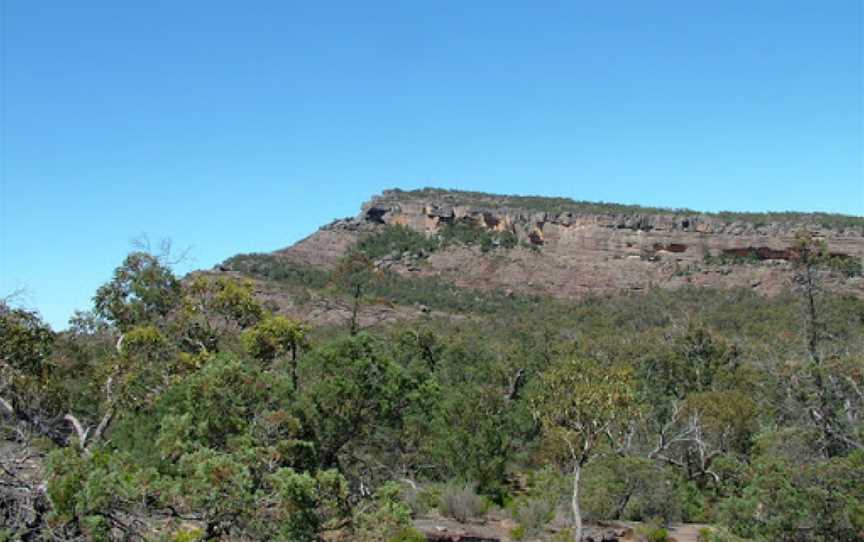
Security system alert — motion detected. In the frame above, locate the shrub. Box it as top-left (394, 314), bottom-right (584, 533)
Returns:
top-left (634, 521), bottom-right (669, 542)
top-left (399, 483), bottom-right (439, 517)
top-left (438, 483), bottom-right (486, 522)
top-left (509, 524), bottom-right (526, 540)
top-left (388, 527), bottom-right (426, 542)
top-left (353, 483), bottom-right (417, 542)
top-left (510, 497), bottom-right (555, 536)
top-left (171, 527), bottom-right (204, 542)
top-left (356, 225), bottom-right (439, 261)
top-left (549, 529), bottom-right (574, 542)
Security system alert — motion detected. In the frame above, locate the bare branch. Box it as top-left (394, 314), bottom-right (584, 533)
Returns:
top-left (63, 414), bottom-right (90, 450)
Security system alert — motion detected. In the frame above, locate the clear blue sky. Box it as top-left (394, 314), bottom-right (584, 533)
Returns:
top-left (1, 1), bottom-right (862, 329)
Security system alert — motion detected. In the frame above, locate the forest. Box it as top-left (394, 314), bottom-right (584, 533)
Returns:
top-left (2, 233), bottom-right (863, 542)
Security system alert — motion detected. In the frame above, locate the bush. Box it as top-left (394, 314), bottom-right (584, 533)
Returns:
top-left (388, 527), bottom-right (426, 542)
top-left (581, 456), bottom-right (684, 524)
top-left (634, 522), bottom-right (669, 542)
top-left (399, 483), bottom-right (439, 517)
top-left (717, 453), bottom-right (864, 541)
top-left (356, 225), bottom-right (439, 261)
top-left (510, 497), bottom-right (555, 536)
top-left (438, 483), bottom-right (487, 523)
top-left (549, 529), bottom-right (574, 542)
top-left (353, 483), bottom-right (418, 542)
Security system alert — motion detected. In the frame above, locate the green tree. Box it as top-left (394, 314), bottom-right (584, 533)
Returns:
top-left (178, 275), bottom-right (264, 353)
top-left (530, 359), bottom-right (640, 541)
top-left (242, 315), bottom-right (309, 389)
top-left (333, 250), bottom-right (376, 335)
top-left (718, 452), bottom-right (864, 541)
top-left (94, 251), bottom-right (181, 332)
top-left (299, 334), bottom-right (418, 476)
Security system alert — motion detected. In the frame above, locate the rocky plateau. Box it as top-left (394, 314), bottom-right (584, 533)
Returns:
top-left (274, 189), bottom-right (864, 301)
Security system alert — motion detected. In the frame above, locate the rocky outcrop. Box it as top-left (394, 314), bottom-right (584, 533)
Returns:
top-left (276, 189), bottom-right (864, 300)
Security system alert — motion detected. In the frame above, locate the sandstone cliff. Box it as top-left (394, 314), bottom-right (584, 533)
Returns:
top-left (276, 189), bottom-right (864, 300)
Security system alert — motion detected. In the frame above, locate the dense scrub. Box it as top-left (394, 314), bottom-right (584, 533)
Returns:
top-left (354, 223), bottom-right (520, 262)
top-left (224, 250), bottom-right (546, 315)
top-left (2, 239), bottom-right (863, 541)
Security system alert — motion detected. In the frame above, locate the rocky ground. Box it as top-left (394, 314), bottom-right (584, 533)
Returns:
top-left (412, 512), bottom-right (710, 541)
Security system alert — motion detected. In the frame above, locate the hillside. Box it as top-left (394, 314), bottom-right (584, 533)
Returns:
top-left (220, 188), bottom-right (864, 329)
top-left (3, 188), bottom-right (864, 542)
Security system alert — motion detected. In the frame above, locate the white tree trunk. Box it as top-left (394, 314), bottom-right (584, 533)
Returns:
top-left (572, 462), bottom-right (583, 542)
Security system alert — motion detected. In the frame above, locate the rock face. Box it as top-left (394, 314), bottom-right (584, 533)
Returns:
top-left (277, 189), bottom-right (864, 300)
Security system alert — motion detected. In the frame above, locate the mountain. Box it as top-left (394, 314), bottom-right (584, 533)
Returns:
top-left (219, 188), bottom-right (864, 329)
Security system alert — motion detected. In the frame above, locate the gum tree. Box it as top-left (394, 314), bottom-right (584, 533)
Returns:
top-left (530, 359), bottom-right (640, 541)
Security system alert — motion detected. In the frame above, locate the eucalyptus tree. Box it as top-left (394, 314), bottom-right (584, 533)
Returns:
top-left (530, 359), bottom-right (640, 541)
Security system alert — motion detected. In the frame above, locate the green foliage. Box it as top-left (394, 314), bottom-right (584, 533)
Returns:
top-left (94, 251), bottom-right (181, 331)
top-left (8, 245), bottom-right (864, 541)
top-left (703, 250), bottom-right (762, 266)
top-left (531, 359), bottom-right (640, 465)
top-left (581, 455), bottom-right (683, 524)
top-left (647, 527), bottom-right (670, 542)
top-left (221, 250), bottom-right (551, 316)
top-left (356, 224), bottom-right (440, 260)
top-left (241, 314), bottom-right (308, 363)
top-left (634, 521), bottom-right (672, 542)
top-left (827, 254), bottom-right (863, 277)
top-left (438, 483), bottom-right (487, 522)
top-left (549, 529), bottom-right (575, 542)
top-left (510, 496), bottom-right (555, 536)
top-left (353, 482), bottom-right (421, 542)
top-left (176, 275), bottom-right (264, 353)
top-left (425, 381), bottom-right (526, 499)
top-left (718, 452), bottom-right (864, 541)
top-left (170, 526), bottom-right (204, 542)
top-left (258, 467), bottom-right (349, 540)
top-left (298, 333), bottom-right (428, 471)
top-left (223, 253), bottom-right (330, 288)
top-left (437, 221), bottom-right (518, 252)
top-left (355, 221), bottom-right (520, 264)
top-left (0, 304), bottom-right (54, 375)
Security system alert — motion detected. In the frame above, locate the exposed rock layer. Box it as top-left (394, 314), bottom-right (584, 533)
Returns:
top-left (277, 190), bottom-right (864, 300)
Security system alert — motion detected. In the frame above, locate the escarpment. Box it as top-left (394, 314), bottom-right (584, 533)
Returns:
top-left (275, 189), bottom-right (864, 300)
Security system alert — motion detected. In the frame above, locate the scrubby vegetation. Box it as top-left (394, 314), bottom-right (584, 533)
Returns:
top-left (2, 232), bottom-right (863, 541)
top-left (353, 222), bottom-right (521, 264)
top-left (225, 250), bottom-right (546, 316)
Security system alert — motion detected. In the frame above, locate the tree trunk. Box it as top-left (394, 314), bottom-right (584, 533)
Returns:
top-left (291, 345), bottom-right (298, 390)
top-left (803, 264), bottom-right (820, 363)
top-left (350, 284), bottom-right (361, 336)
top-left (572, 462), bottom-right (583, 542)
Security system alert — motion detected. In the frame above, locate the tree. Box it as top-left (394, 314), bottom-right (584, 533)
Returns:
top-left (299, 334), bottom-right (418, 478)
top-left (176, 275), bottom-right (264, 354)
top-left (530, 359), bottom-right (640, 541)
top-left (791, 232), bottom-right (864, 456)
top-left (333, 250), bottom-right (376, 336)
top-left (241, 315), bottom-right (309, 389)
top-left (94, 251), bottom-right (181, 332)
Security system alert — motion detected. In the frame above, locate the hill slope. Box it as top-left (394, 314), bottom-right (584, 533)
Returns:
top-left (216, 189), bottom-right (863, 329)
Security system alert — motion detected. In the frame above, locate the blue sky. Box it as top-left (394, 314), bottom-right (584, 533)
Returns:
top-left (1, 1), bottom-right (862, 329)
